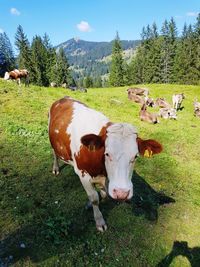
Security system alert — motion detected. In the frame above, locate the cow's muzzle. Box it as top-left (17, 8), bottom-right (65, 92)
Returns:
top-left (112, 189), bottom-right (130, 200)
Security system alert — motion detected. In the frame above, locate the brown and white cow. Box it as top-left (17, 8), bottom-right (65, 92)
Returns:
top-left (139, 104), bottom-right (159, 124)
top-left (194, 99), bottom-right (200, 118)
top-left (48, 97), bottom-right (162, 231)
top-left (145, 97), bottom-right (155, 107)
top-left (172, 93), bottom-right (185, 111)
top-left (155, 98), bottom-right (171, 109)
top-left (193, 98), bottom-right (200, 111)
top-left (127, 87), bottom-right (149, 97)
top-left (4, 69), bottom-right (29, 86)
top-left (128, 92), bottom-right (145, 105)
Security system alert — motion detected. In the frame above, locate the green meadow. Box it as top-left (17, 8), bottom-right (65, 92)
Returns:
top-left (0, 80), bottom-right (200, 266)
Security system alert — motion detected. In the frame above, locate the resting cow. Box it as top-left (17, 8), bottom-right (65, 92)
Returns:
top-left (155, 98), bottom-right (171, 109)
top-left (127, 87), bottom-right (149, 97)
top-left (139, 104), bottom-right (159, 124)
top-left (172, 93), bottom-right (185, 111)
top-left (145, 97), bottom-right (155, 107)
top-left (4, 69), bottom-right (29, 86)
top-left (159, 108), bottom-right (177, 120)
top-left (194, 98), bottom-right (200, 111)
top-left (48, 97), bottom-right (162, 231)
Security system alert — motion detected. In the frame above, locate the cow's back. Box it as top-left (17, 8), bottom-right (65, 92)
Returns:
top-left (49, 97), bottom-right (74, 163)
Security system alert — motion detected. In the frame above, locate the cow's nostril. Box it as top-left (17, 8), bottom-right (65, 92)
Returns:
top-left (113, 189), bottom-right (130, 200)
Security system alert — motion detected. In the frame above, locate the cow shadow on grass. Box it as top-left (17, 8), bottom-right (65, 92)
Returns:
top-left (130, 171), bottom-right (175, 221)
top-left (54, 164), bottom-right (175, 223)
top-left (156, 241), bottom-right (200, 267)
top-left (0, 167), bottom-right (175, 266)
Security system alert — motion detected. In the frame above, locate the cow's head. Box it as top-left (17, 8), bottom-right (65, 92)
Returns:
top-left (81, 123), bottom-right (162, 201)
top-left (4, 72), bottom-right (10, 80)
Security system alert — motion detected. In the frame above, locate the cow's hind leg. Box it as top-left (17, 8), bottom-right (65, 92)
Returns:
top-left (77, 172), bottom-right (107, 232)
top-left (52, 150), bottom-right (59, 175)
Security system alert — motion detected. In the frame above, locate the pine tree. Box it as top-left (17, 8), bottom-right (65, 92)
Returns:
top-left (52, 47), bottom-right (71, 86)
top-left (0, 32), bottom-right (15, 76)
top-left (93, 77), bottom-right (102, 88)
top-left (109, 32), bottom-right (124, 86)
top-left (31, 35), bottom-right (49, 86)
top-left (194, 13), bottom-right (200, 84)
top-left (83, 76), bottom-right (93, 88)
top-left (15, 25), bottom-right (32, 70)
top-left (160, 20), bottom-right (172, 83)
top-left (42, 33), bottom-right (57, 85)
top-left (129, 45), bottom-right (146, 84)
top-left (123, 61), bottom-right (131, 85)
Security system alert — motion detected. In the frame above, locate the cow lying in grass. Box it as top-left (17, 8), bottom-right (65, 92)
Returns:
top-left (172, 93), bottom-right (185, 111)
top-left (155, 98), bottom-right (171, 109)
top-left (194, 98), bottom-right (200, 118)
top-left (48, 97), bottom-right (162, 231)
top-left (159, 108), bottom-right (177, 120)
top-left (139, 104), bottom-right (159, 124)
top-left (4, 69), bottom-right (29, 86)
top-left (194, 98), bottom-right (200, 111)
top-left (127, 87), bottom-right (149, 97)
top-left (128, 93), bottom-right (145, 105)
top-left (145, 97), bottom-right (155, 107)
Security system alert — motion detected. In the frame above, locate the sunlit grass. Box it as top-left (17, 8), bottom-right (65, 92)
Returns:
top-left (0, 80), bottom-right (200, 266)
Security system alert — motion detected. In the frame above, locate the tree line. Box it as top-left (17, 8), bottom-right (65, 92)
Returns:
top-left (109, 14), bottom-right (200, 86)
top-left (0, 15), bottom-right (199, 87)
top-left (0, 25), bottom-right (75, 87)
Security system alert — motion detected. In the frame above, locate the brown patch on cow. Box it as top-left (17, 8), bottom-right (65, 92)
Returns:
top-left (81, 134), bottom-right (104, 151)
top-left (75, 122), bottom-right (112, 177)
top-left (137, 137), bottom-right (163, 156)
top-left (49, 97), bottom-right (74, 161)
top-left (75, 145), bottom-right (106, 177)
top-left (9, 69), bottom-right (29, 79)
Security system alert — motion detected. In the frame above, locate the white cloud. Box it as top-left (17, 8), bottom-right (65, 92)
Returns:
top-left (10, 7), bottom-right (21, 16)
top-left (0, 28), bottom-right (4, 33)
top-left (77, 21), bottom-right (92, 32)
top-left (186, 11), bottom-right (198, 17)
top-left (175, 15), bottom-right (183, 19)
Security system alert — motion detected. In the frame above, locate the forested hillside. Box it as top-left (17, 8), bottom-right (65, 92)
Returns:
top-left (56, 38), bottom-right (140, 80)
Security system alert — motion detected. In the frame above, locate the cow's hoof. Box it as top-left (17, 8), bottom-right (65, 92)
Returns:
top-left (96, 224), bottom-right (107, 232)
top-left (96, 217), bottom-right (107, 232)
top-left (52, 169), bottom-right (59, 175)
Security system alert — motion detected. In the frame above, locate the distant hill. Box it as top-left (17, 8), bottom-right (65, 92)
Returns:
top-left (56, 38), bottom-right (141, 81)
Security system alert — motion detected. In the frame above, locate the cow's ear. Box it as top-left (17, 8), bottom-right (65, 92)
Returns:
top-left (81, 134), bottom-right (104, 151)
top-left (137, 137), bottom-right (163, 158)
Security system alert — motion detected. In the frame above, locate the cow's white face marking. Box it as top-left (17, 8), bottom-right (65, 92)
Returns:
top-left (105, 123), bottom-right (138, 200)
top-left (55, 129), bottom-right (59, 133)
top-left (4, 72), bottom-right (10, 80)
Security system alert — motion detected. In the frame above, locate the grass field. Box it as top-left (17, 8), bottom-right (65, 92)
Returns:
top-left (0, 80), bottom-right (200, 266)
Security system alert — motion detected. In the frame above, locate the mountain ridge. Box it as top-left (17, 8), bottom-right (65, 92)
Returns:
top-left (56, 38), bottom-right (141, 81)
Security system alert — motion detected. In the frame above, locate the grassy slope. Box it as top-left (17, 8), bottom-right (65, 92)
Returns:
top-left (0, 80), bottom-right (200, 266)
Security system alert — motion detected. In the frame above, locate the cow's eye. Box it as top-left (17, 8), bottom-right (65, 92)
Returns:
top-left (105, 152), bottom-right (112, 161)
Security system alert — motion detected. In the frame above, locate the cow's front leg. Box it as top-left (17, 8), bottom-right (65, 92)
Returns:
top-left (78, 172), bottom-right (107, 232)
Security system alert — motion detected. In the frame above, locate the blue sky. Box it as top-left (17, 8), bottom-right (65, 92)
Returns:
top-left (0, 0), bottom-right (199, 49)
